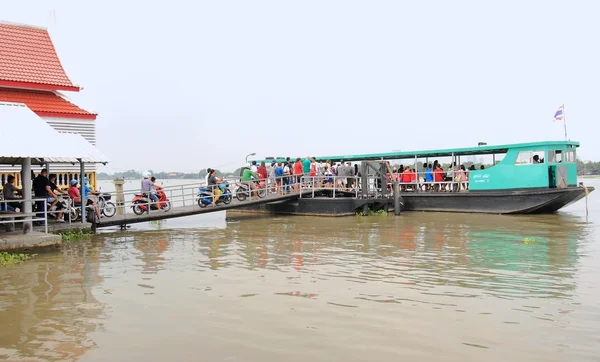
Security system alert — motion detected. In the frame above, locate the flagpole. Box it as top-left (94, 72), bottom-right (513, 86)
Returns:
top-left (563, 104), bottom-right (568, 141)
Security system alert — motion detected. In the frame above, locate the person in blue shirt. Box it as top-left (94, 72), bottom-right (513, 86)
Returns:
top-left (83, 178), bottom-right (101, 219)
top-left (274, 162), bottom-right (284, 194)
top-left (424, 163), bottom-right (434, 191)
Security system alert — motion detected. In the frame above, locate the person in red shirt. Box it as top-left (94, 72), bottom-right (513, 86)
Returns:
top-left (293, 158), bottom-right (303, 192)
top-left (434, 165), bottom-right (444, 191)
top-left (68, 179), bottom-right (81, 203)
top-left (409, 168), bottom-right (417, 183)
top-left (257, 161), bottom-right (268, 189)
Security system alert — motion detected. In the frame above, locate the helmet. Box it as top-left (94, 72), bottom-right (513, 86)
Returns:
top-left (70, 179), bottom-right (78, 186)
top-left (143, 171), bottom-right (151, 178)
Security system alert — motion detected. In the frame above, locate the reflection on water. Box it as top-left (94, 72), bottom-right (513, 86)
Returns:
top-left (1, 185), bottom-right (599, 361)
top-left (0, 244), bottom-right (106, 361)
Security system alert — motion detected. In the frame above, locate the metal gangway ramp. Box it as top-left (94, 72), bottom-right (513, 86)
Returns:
top-left (96, 178), bottom-right (322, 229)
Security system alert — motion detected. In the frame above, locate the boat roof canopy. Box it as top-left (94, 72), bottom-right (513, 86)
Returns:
top-left (253, 141), bottom-right (580, 163)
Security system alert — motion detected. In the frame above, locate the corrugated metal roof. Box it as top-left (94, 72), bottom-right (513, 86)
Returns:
top-left (0, 102), bottom-right (107, 164)
top-left (252, 141), bottom-right (581, 163)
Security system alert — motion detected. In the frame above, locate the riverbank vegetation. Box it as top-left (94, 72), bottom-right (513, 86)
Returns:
top-left (0, 252), bottom-right (34, 266)
top-left (97, 169), bottom-right (226, 180)
top-left (357, 209), bottom-right (388, 216)
top-left (59, 230), bottom-right (91, 243)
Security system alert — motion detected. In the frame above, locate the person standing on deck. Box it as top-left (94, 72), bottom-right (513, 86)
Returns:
top-left (33, 169), bottom-right (56, 222)
top-left (338, 161), bottom-right (346, 189)
top-left (293, 158), bottom-right (304, 192)
top-left (309, 158), bottom-right (317, 177)
top-left (425, 164), bottom-right (434, 191)
top-left (274, 162), bottom-right (284, 195)
top-left (446, 162), bottom-right (457, 191)
top-left (283, 162), bottom-right (291, 193)
top-left (257, 162), bottom-right (268, 182)
top-left (346, 162), bottom-right (355, 190)
top-left (302, 156), bottom-right (311, 186)
top-left (268, 161), bottom-right (277, 194)
top-left (433, 164), bottom-right (444, 191)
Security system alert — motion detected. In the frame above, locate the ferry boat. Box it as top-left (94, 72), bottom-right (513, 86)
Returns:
top-left (354, 140), bottom-right (594, 214)
top-left (242, 140), bottom-right (593, 216)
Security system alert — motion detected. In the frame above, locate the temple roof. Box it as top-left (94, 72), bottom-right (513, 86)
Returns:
top-left (0, 22), bottom-right (80, 91)
top-left (0, 88), bottom-right (95, 119)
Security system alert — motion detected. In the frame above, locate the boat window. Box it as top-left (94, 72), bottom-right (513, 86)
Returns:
top-left (515, 151), bottom-right (545, 165)
top-left (564, 149), bottom-right (576, 163)
top-left (548, 150), bottom-right (562, 163)
top-left (515, 151), bottom-right (533, 165)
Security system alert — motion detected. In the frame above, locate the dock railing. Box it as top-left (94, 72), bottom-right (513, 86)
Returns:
top-left (56, 174), bottom-right (331, 224)
top-left (43, 169), bottom-right (476, 223)
top-left (43, 170), bottom-right (470, 225)
top-left (0, 198), bottom-right (48, 234)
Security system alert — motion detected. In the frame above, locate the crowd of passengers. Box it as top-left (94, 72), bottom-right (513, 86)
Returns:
top-left (204, 157), bottom-right (485, 201)
top-left (0, 168), bottom-right (101, 223)
top-left (387, 161), bottom-right (485, 192)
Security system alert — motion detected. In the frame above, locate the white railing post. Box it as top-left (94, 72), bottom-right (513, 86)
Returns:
top-left (43, 199), bottom-right (48, 234)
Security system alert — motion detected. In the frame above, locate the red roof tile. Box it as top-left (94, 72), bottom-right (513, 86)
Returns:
top-left (0, 88), bottom-right (96, 119)
top-left (0, 22), bottom-right (79, 91)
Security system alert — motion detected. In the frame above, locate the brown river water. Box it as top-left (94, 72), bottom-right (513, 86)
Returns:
top-left (1, 179), bottom-right (599, 361)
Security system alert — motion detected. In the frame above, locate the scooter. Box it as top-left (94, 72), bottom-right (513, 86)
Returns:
top-left (197, 183), bottom-right (232, 208)
top-left (235, 180), bottom-right (266, 201)
top-left (131, 187), bottom-right (171, 215)
top-left (97, 193), bottom-right (116, 217)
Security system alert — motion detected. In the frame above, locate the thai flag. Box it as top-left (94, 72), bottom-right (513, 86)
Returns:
top-left (554, 105), bottom-right (564, 121)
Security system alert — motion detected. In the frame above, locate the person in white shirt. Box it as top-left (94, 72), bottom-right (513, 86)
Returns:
top-left (250, 161), bottom-right (258, 173)
top-left (283, 163), bottom-right (291, 193)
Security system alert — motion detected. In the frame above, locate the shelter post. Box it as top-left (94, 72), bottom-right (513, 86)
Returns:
top-left (21, 157), bottom-right (32, 233)
top-left (79, 159), bottom-right (86, 223)
top-left (113, 178), bottom-right (125, 215)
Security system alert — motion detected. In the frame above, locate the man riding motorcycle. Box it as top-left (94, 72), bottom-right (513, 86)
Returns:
top-left (141, 171), bottom-right (160, 210)
top-left (241, 167), bottom-right (260, 201)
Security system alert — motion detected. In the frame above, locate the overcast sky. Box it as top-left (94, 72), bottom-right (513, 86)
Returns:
top-left (1, 0), bottom-right (598, 172)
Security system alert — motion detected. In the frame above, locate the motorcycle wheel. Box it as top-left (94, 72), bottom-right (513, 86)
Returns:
top-left (162, 201), bottom-right (172, 212)
top-left (132, 203), bottom-right (145, 215)
top-left (198, 198), bottom-right (207, 208)
top-left (102, 202), bottom-right (116, 217)
top-left (257, 188), bottom-right (267, 198)
top-left (70, 208), bottom-right (80, 221)
top-left (223, 194), bottom-right (232, 205)
top-left (235, 188), bottom-right (247, 202)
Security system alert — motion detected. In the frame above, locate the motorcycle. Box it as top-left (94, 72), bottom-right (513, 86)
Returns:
top-left (98, 193), bottom-right (116, 217)
top-left (197, 183), bottom-right (232, 208)
top-left (235, 180), bottom-right (266, 201)
top-left (131, 187), bottom-right (171, 215)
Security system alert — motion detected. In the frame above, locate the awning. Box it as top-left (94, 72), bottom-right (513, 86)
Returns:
top-left (0, 102), bottom-right (108, 165)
